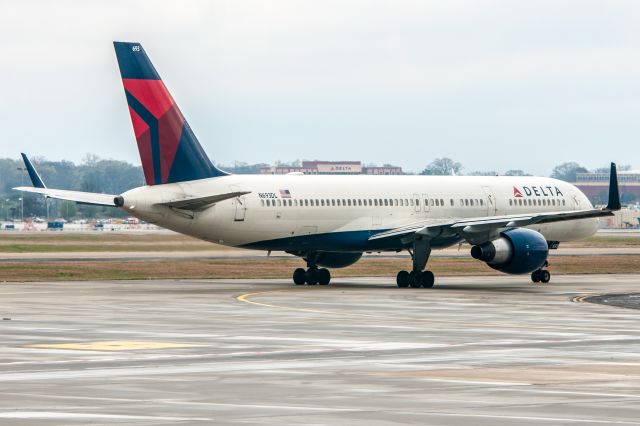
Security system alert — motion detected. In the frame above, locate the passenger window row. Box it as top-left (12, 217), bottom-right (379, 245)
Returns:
top-left (260, 197), bottom-right (486, 208)
top-left (261, 198), bottom-right (413, 207)
top-left (510, 198), bottom-right (565, 207)
top-left (458, 198), bottom-right (484, 207)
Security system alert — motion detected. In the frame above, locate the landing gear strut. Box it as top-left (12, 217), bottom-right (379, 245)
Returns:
top-left (531, 261), bottom-right (551, 283)
top-left (292, 254), bottom-right (331, 285)
top-left (396, 238), bottom-right (435, 288)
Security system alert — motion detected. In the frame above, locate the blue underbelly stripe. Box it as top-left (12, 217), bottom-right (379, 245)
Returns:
top-left (239, 229), bottom-right (462, 252)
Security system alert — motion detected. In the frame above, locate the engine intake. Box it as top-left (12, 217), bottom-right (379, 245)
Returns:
top-left (471, 228), bottom-right (548, 274)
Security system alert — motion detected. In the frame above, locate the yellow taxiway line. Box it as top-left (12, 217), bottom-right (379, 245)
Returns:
top-left (28, 341), bottom-right (200, 351)
top-left (236, 291), bottom-right (337, 315)
top-left (236, 290), bottom-right (620, 332)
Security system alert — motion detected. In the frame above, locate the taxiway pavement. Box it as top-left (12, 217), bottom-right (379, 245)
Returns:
top-left (1, 275), bottom-right (640, 425)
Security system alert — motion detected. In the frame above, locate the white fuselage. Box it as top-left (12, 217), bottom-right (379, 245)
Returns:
top-left (119, 174), bottom-right (598, 253)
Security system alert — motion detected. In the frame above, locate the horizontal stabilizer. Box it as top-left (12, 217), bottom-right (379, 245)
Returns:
top-left (14, 187), bottom-right (118, 207)
top-left (157, 191), bottom-right (251, 211)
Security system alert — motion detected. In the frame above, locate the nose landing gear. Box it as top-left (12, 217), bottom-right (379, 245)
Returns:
top-left (531, 261), bottom-right (551, 283)
top-left (531, 269), bottom-right (551, 283)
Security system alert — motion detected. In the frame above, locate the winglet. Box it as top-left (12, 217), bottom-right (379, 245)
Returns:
top-left (20, 153), bottom-right (46, 189)
top-left (605, 162), bottom-right (621, 211)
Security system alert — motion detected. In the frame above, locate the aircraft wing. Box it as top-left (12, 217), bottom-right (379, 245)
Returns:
top-left (157, 191), bottom-right (251, 211)
top-left (13, 186), bottom-right (118, 206)
top-left (370, 163), bottom-right (621, 245)
top-left (369, 208), bottom-right (615, 244)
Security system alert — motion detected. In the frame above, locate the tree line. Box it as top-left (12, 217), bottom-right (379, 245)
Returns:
top-left (419, 157), bottom-right (631, 181)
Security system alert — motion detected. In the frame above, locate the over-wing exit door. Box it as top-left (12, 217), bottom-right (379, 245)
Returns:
top-left (482, 186), bottom-right (497, 215)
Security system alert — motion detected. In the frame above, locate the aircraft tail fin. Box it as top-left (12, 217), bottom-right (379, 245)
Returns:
top-left (113, 41), bottom-right (227, 186)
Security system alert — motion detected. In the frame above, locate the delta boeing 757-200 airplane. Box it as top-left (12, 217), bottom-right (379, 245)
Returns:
top-left (15, 42), bottom-right (622, 288)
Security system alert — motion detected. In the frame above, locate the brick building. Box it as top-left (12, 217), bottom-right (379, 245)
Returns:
top-left (574, 171), bottom-right (640, 204)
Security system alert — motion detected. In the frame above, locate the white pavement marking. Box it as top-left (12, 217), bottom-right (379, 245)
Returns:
top-left (391, 411), bottom-right (640, 424)
top-left (0, 411), bottom-right (213, 421)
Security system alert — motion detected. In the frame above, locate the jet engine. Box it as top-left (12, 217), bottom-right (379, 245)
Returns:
top-left (470, 228), bottom-right (548, 274)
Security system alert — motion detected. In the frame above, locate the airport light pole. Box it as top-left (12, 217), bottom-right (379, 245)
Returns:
top-left (17, 166), bottom-right (25, 222)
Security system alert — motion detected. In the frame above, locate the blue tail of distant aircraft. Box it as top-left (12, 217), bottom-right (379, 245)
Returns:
top-left (113, 41), bottom-right (227, 186)
top-left (20, 153), bottom-right (46, 188)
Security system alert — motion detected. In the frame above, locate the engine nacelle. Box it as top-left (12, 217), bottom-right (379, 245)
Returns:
top-left (470, 228), bottom-right (548, 274)
top-left (315, 252), bottom-right (363, 268)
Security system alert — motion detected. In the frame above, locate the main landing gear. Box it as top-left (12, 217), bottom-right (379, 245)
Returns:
top-left (531, 261), bottom-right (551, 283)
top-left (292, 254), bottom-right (331, 285)
top-left (396, 239), bottom-right (435, 289)
top-left (396, 270), bottom-right (434, 288)
top-left (293, 267), bottom-right (331, 285)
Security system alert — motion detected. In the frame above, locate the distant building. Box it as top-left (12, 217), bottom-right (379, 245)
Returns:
top-left (260, 161), bottom-right (403, 175)
top-left (259, 165), bottom-right (318, 175)
top-left (362, 165), bottom-right (404, 175)
top-left (599, 206), bottom-right (640, 228)
top-left (574, 171), bottom-right (640, 204)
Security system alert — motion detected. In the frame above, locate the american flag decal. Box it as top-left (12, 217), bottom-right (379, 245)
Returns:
top-left (279, 189), bottom-right (291, 198)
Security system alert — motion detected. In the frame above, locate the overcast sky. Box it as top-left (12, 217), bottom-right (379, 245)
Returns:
top-left (1, 0), bottom-right (639, 175)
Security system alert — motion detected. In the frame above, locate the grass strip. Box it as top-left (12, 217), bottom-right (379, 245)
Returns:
top-left (1, 255), bottom-right (638, 282)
